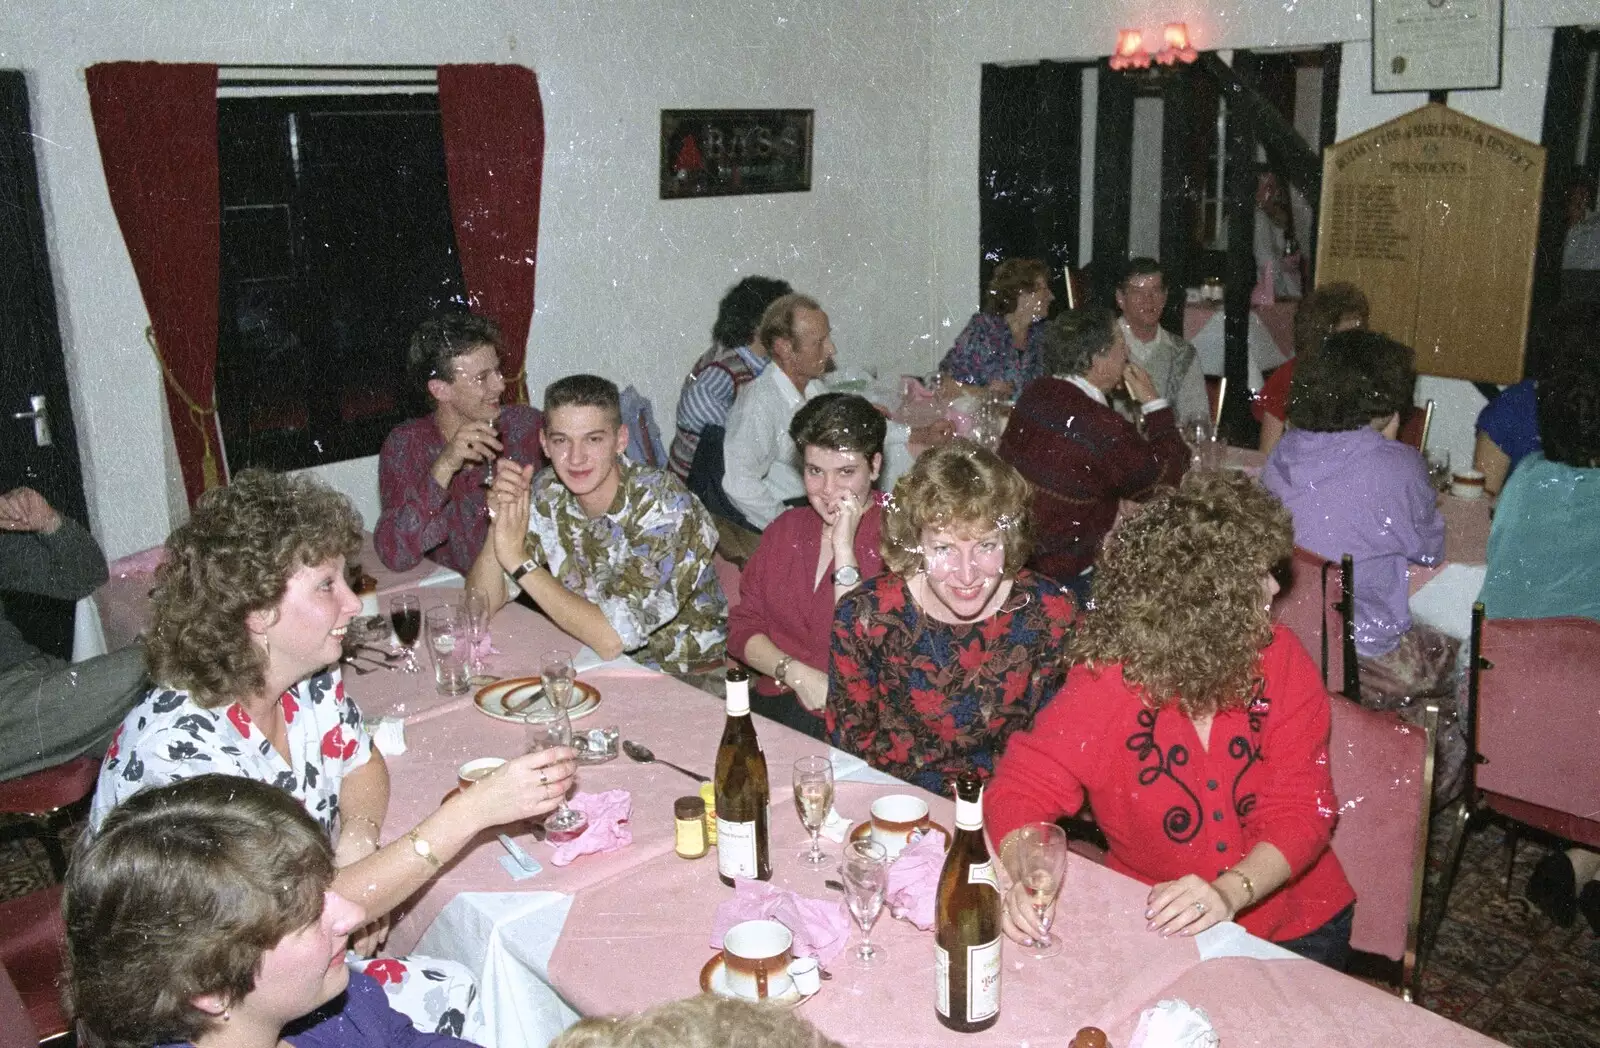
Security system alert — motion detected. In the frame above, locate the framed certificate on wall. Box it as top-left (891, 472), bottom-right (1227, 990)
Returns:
top-left (1372, 0), bottom-right (1503, 93)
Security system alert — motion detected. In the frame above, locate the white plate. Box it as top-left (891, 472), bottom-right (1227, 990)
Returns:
top-left (473, 676), bottom-right (601, 723)
top-left (698, 953), bottom-right (814, 1008)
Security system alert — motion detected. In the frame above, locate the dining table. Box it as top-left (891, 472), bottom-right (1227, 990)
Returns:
top-left (351, 576), bottom-right (1503, 1048)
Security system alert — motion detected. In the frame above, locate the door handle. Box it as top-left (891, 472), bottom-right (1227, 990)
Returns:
top-left (11, 394), bottom-right (53, 448)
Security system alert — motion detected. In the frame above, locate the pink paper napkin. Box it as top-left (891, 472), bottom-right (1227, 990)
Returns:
top-left (548, 789), bottom-right (632, 866)
top-left (710, 879), bottom-right (851, 966)
top-left (885, 831), bottom-right (946, 930)
top-left (110, 545), bottom-right (168, 578)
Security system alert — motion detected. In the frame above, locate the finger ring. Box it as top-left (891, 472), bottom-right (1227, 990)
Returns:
top-left (538, 770), bottom-right (547, 785)
top-left (1193, 901), bottom-right (1207, 915)
top-left (487, 507), bottom-right (497, 519)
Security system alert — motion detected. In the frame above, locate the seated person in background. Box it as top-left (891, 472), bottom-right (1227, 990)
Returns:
top-left (1255, 282), bottom-right (1369, 455)
top-left (668, 275), bottom-right (792, 493)
top-left (1114, 257), bottom-right (1209, 425)
top-left (470, 374), bottom-right (727, 676)
top-left (827, 441), bottom-right (1077, 793)
top-left (68, 775), bottom-right (480, 1048)
top-left (1262, 330), bottom-right (1455, 706)
top-left (93, 470), bottom-right (575, 1036)
top-left (938, 257), bottom-right (1053, 398)
top-left (550, 993), bottom-right (840, 1048)
top-left (721, 293), bottom-right (835, 534)
top-left (0, 485), bottom-right (147, 782)
top-left (730, 394), bottom-right (887, 740)
top-left (375, 312), bottom-right (543, 574)
top-left (998, 305), bottom-right (1189, 595)
top-left (989, 471), bottom-right (1356, 968)
top-left (1478, 352), bottom-right (1600, 931)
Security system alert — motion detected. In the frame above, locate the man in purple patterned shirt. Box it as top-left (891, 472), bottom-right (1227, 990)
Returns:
top-left (373, 314), bottom-right (543, 574)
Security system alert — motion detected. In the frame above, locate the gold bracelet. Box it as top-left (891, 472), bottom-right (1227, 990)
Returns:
top-left (405, 828), bottom-right (441, 869)
top-left (1223, 867), bottom-right (1256, 908)
top-left (345, 812), bottom-right (383, 832)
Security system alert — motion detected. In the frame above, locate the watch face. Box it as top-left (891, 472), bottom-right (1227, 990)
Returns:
top-left (834, 565), bottom-right (862, 586)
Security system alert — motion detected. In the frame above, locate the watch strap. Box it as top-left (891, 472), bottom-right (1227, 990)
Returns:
top-left (508, 558), bottom-right (538, 584)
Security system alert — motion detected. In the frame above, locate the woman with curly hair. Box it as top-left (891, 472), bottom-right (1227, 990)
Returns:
top-left (825, 440), bottom-right (1078, 793)
top-left (67, 775), bottom-right (477, 1048)
top-left (987, 471), bottom-right (1356, 967)
top-left (89, 470), bottom-right (576, 1035)
top-left (938, 258), bottom-right (1054, 397)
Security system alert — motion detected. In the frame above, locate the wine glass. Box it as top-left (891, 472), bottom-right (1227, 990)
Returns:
top-left (388, 594), bottom-right (421, 673)
top-left (840, 838), bottom-right (889, 968)
top-left (540, 649), bottom-right (576, 713)
top-left (1012, 822), bottom-right (1068, 959)
top-left (793, 756), bottom-right (835, 866)
top-left (1427, 448), bottom-right (1452, 493)
top-left (525, 707), bottom-right (588, 837)
top-left (460, 590), bottom-right (491, 678)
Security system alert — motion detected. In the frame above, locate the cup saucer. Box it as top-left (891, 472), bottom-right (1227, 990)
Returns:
top-left (698, 952), bottom-right (814, 1008)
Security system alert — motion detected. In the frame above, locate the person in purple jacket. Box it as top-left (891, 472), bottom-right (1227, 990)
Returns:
top-left (1261, 329), bottom-right (1456, 708)
top-left (65, 775), bottom-right (479, 1048)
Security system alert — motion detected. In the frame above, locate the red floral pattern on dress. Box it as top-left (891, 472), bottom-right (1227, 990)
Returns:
top-left (281, 691), bottom-right (299, 724)
top-left (321, 725), bottom-right (358, 761)
top-left (227, 703), bottom-right (253, 737)
top-left (104, 724), bottom-right (123, 762)
top-left (359, 957), bottom-right (408, 987)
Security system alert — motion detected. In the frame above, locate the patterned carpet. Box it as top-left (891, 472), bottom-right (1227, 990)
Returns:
top-left (3, 815), bottom-right (1598, 1045)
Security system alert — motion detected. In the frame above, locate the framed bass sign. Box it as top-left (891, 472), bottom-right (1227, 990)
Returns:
top-left (660, 109), bottom-right (813, 200)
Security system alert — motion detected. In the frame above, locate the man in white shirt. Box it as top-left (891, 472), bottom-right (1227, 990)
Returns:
top-left (721, 294), bottom-right (835, 531)
top-left (1115, 257), bottom-right (1211, 426)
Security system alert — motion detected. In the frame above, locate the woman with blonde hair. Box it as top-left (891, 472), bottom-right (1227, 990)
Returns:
top-left (550, 994), bottom-right (840, 1048)
top-left (826, 440), bottom-right (1077, 793)
top-left (987, 471), bottom-right (1356, 967)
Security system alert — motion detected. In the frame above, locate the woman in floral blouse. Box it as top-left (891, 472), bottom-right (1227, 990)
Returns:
top-left (825, 440), bottom-right (1077, 794)
top-left (91, 470), bottom-right (577, 1037)
top-left (937, 258), bottom-right (1054, 398)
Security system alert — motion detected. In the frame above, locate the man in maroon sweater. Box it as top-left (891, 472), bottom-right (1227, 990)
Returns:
top-left (998, 305), bottom-right (1190, 592)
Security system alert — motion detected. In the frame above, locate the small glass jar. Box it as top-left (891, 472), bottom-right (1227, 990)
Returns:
top-left (674, 796), bottom-right (708, 859)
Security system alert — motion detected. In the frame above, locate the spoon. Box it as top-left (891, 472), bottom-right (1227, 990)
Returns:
top-left (621, 740), bottom-right (709, 783)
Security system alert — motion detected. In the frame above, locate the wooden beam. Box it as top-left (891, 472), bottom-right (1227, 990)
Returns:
top-left (1093, 59), bottom-right (1135, 299)
top-left (1220, 51), bottom-right (1260, 445)
top-left (1159, 64), bottom-right (1197, 328)
top-left (1196, 50), bottom-right (1320, 202)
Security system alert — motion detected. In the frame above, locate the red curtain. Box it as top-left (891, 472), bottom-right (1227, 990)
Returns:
top-left (85, 62), bottom-right (222, 506)
top-left (436, 65), bottom-right (545, 404)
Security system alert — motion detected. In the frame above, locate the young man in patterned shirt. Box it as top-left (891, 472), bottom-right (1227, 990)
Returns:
top-left (467, 374), bottom-right (727, 675)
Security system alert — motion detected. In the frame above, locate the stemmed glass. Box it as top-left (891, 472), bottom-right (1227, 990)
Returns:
top-left (461, 590), bottom-right (491, 679)
top-left (388, 594), bottom-right (420, 673)
top-left (793, 756), bottom-right (835, 866)
top-left (524, 707), bottom-right (588, 837)
top-left (1427, 448), bottom-right (1452, 493)
top-left (840, 839), bottom-right (890, 968)
top-left (540, 650), bottom-right (576, 713)
top-left (1011, 822), bottom-right (1068, 959)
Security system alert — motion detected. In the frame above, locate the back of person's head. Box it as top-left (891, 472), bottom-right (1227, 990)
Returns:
top-left (549, 994), bottom-right (843, 1048)
top-left (755, 293), bottom-right (823, 351)
top-left (1118, 256), bottom-right (1165, 289)
top-left (1040, 305), bottom-right (1116, 378)
top-left (150, 469), bottom-right (362, 706)
top-left (1537, 352), bottom-right (1600, 468)
top-left (790, 393), bottom-right (887, 461)
top-left (545, 374), bottom-right (623, 426)
top-left (65, 775), bottom-right (334, 1048)
top-left (1285, 329), bottom-right (1415, 433)
top-left (407, 312), bottom-right (503, 404)
top-left (1291, 282), bottom-right (1369, 359)
top-left (712, 276), bottom-right (793, 349)
top-left (881, 440), bottom-right (1033, 576)
top-left (983, 258), bottom-right (1050, 316)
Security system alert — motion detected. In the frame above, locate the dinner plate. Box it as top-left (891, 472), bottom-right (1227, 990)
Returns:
top-left (848, 820), bottom-right (951, 852)
top-left (698, 953), bottom-right (814, 1008)
top-left (473, 676), bottom-right (602, 723)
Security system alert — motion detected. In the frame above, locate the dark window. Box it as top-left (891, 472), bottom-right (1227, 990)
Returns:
top-left (217, 93), bottom-right (466, 471)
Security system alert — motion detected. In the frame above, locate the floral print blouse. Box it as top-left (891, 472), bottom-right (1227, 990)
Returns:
top-left (825, 570), bottom-right (1077, 794)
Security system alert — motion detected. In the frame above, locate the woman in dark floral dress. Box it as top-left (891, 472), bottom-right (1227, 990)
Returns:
top-left (825, 441), bottom-right (1077, 794)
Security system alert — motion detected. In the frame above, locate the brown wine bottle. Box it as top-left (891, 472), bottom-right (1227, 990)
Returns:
top-left (713, 667), bottom-right (770, 886)
top-left (935, 772), bottom-right (1002, 1032)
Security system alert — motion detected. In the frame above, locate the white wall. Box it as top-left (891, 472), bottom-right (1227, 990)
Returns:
top-left (5, 0), bottom-right (934, 557)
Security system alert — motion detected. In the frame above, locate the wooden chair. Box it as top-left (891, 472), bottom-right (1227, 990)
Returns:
top-left (1328, 697), bottom-right (1437, 1000)
top-left (1396, 399), bottom-right (1434, 450)
top-left (0, 885), bottom-right (70, 1045)
top-left (1424, 605), bottom-right (1600, 967)
top-left (0, 754), bottom-right (100, 879)
top-left (1272, 549), bottom-right (1360, 700)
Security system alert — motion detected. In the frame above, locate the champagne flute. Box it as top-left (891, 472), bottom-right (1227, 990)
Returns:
top-left (840, 838), bottom-right (890, 968)
top-left (389, 594), bottom-right (421, 673)
top-left (1013, 822), bottom-right (1068, 959)
top-left (461, 590), bottom-right (491, 678)
top-left (793, 756), bottom-right (834, 866)
top-left (540, 649), bottom-right (576, 713)
top-left (524, 707), bottom-right (588, 837)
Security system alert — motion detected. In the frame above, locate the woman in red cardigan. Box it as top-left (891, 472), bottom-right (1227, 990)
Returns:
top-left (987, 471), bottom-right (1356, 968)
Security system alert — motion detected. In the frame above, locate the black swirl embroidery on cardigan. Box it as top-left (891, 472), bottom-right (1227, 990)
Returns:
top-left (1230, 680), bottom-right (1271, 819)
top-left (1126, 707), bottom-right (1203, 845)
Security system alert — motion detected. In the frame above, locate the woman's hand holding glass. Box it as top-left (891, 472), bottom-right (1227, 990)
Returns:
top-left (1144, 872), bottom-right (1231, 937)
top-left (450, 745), bottom-right (580, 829)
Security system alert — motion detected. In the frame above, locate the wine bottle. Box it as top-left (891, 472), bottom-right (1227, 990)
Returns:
top-left (935, 772), bottom-right (1002, 1032)
top-left (714, 667), bottom-right (770, 886)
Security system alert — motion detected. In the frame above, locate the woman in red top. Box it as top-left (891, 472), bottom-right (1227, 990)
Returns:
top-left (988, 471), bottom-right (1356, 967)
top-left (1255, 283), bottom-right (1368, 454)
top-left (730, 394), bottom-right (887, 739)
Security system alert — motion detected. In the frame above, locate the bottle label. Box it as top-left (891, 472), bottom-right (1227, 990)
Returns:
top-left (725, 679), bottom-right (751, 716)
top-left (966, 937), bottom-right (1002, 1021)
top-left (716, 818), bottom-right (758, 879)
top-left (934, 943), bottom-right (951, 1017)
top-left (968, 859), bottom-right (999, 892)
top-left (954, 791), bottom-right (983, 831)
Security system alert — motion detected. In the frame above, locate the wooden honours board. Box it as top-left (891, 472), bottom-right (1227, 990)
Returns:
top-left (1315, 104), bottom-right (1544, 384)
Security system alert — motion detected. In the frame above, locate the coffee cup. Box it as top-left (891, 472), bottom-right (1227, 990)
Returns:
top-left (722, 919), bottom-right (794, 1000)
top-left (1450, 469), bottom-right (1486, 499)
top-left (787, 956), bottom-right (821, 996)
top-left (869, 794), bottom-right (931, 859)
top-left (456, 757), bottom-right (505, 792)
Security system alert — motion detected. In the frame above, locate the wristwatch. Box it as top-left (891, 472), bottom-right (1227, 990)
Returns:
top-left (832, 564), bottom-right (862, 587)
top-left (773, 655), bottom-right (795, 685)
top-left (508, 558), bottom-right (537, 584)
top-left (405, 828), bottom-right (441, 869)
